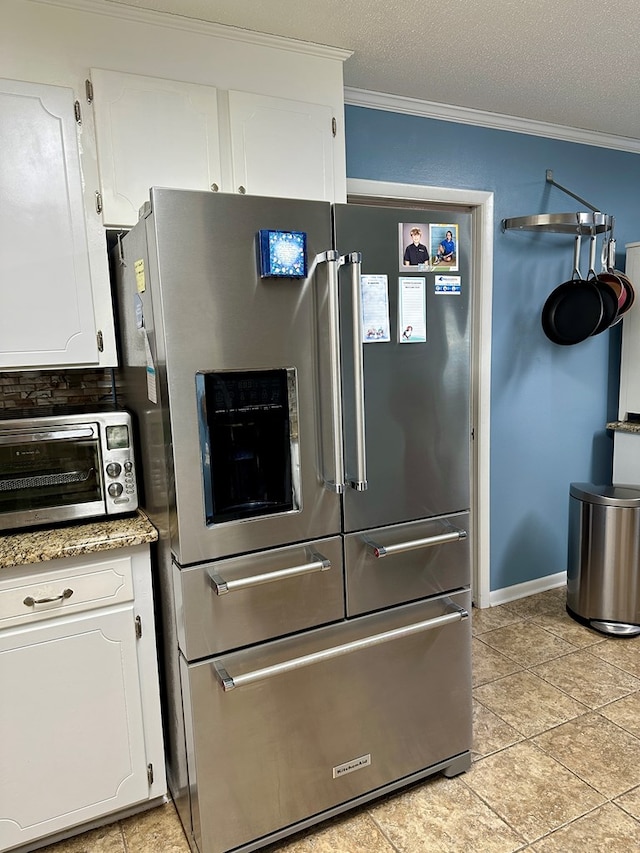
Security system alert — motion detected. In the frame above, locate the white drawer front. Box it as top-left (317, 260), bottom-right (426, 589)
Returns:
top-left (0, 554), bottom-right (134, 629)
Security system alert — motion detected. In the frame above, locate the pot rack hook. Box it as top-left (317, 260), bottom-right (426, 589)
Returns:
top-left (545, 170), bottom-right (600, 214)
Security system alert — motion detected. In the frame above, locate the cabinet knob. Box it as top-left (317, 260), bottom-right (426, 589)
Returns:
top-left (238, 185), bottom-right (246, 194)
top-left (210, 183), bottom-right (219, 192)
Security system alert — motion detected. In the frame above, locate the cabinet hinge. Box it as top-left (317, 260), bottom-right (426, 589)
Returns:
top-left (471, 427), bottom-right (475, 440)
top-left (74, 100), bottom-right (82, 124)
top-left (147, 763), bottom-right (154, 786)
top-left (95, 191), bottom-right (103, 214)
top-left (85, 78), bottom-right (93, 104)
top-left (96, 330), bottom-right (104, 352)
top-left (331, 116), bottom-right (337, 137)
top-left (135, 615), bottom-right (143, 639)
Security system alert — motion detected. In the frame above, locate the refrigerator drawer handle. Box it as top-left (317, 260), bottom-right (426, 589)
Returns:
top-left (367, 529), bottom-right (468, 558)
top-left (316, 249), bottom-right (345, 493)
top-left (208, 552), bottom-right (332, 596)
top-left (339, 251), bottom-right (367, 492)
top-left (213, 605), bottom-right (468, 691)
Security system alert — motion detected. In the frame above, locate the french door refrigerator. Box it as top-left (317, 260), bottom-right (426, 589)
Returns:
top-left (114, 188), bottom-right (473, 853)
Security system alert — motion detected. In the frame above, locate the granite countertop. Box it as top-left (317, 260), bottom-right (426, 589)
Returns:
top-left (606, 421), bottom-right (640, 434)
top-left (0, 510), bottom-right (158, 569)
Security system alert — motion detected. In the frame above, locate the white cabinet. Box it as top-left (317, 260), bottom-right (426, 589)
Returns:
top-left (90, 69), bottom-right (223, 229)
top-left (0, 545), bottom-right (165, 851)
top-left (0, 78), bottom-right (107, 370)
top-left (228, 90), bottom-right (336, 202)
top-left (617, 242), bottom-right (640, 420)
top-left (91, 68), bottom-right (341, 228)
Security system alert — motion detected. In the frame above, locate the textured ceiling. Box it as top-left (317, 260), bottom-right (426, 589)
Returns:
top-left (105, 0), bottom-right (640, 141)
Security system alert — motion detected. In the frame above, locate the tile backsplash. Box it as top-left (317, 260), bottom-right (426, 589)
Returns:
top-left (0, 370), bottom-right (116, 410)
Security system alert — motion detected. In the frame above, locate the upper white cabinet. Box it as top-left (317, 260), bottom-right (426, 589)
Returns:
top-left (228, 90), bottom-right (336, 202)
top-left (91, 69), bottom-right (341, 228)
top-left (0, 78), bottom-right (108, 369)
top-left (90, 69), bottom-right (223, 229)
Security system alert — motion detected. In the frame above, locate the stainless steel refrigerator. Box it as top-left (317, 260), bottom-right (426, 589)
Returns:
top-left (114, 189), bottom-right (473, 853)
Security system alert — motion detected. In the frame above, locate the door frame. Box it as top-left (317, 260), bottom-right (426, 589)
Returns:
top-left (347, 178), bottom-right (493, 608)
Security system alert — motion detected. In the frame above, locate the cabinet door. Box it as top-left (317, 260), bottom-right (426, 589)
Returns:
top-left (0, 78), bottom-right (99, 368)
top-left (91, 68), bottom-right (222, 228)
top-left (228, 90), bottom-right (336, 202)
top-left (0, 605), bottom-right (149, 850)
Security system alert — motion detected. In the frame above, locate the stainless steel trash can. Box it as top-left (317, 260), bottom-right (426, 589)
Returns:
top-left (567, 483), bottom-right (640, 636)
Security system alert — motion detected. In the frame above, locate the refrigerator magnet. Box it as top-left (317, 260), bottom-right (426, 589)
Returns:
top-left (429, 224), bottom-right (459, 271)
top-left (144, 331), bottom-right (157, 404)
top-left (434, 275), bottom-right (462, 295)
top-left (361, 274), bottom-right (390, 342)
top-left (134, 258), bottom-right (146, 292)
top-left (399, 223), bottom-right (431, 271)
top-left (134, 293), bottom-right (144, 330)
top-left (399, 278), bottom-right (426, 342)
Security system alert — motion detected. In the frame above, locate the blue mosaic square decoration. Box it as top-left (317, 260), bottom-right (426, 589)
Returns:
top-left (259, 229), bottom-right (307, 278)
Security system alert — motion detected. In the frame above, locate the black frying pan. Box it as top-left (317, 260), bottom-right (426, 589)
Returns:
top-left (542, 280), bottom-right (603, 344)
top-left (591, 277), bottom-right (619, 334)
top-left (541, 235), bottom-right (604, 345)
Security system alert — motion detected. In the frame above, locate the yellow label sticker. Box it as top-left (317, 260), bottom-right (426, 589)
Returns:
top-left (135, 259), bottom-right (146, 293)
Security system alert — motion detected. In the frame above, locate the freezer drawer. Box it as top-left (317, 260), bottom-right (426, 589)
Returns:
top-left (184, 590), bottom-right (472, 853)
top-left (344, 512), bottom-right (470, 616)
top-left (174, 537), bottom-right (344, 659)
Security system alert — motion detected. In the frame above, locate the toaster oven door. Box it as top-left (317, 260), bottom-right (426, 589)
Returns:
top-left (0, 423), bottom-right (104, 528)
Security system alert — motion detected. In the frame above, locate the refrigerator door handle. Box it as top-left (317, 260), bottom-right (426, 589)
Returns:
top-left (316, 249), bottom-right (345, 494)
top-left (208, 551), bottom-right (332, 595)
top-left (339, 251), bottom-right (368, 491)
top-left (366, 529), bottom-right (468, 558)
top-left (213, 603), bottom-right (469, 691)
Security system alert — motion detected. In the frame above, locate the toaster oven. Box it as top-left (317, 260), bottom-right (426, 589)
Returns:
top-left (0, 408), bottom-right (139, 531)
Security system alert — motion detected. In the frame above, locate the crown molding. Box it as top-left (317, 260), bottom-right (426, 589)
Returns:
top-left (344, 87), bottom-right (640, 154)
top-left (29, 0), bottom-right (353, 62)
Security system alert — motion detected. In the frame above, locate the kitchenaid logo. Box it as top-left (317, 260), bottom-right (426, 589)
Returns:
top-left (332, 753), bottom-right (371, 779)
top-left (15, 448), bottom-right (41, 456)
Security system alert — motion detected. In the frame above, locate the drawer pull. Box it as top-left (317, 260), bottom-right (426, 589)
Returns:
top-left (213, 603), bottom-right (468, 691)
top-left (208, 551), bottom-right (331, 596)
top-left (367, 529), bottom-right (467, 558)
top-left (23, 588), bottom-right (74, 607)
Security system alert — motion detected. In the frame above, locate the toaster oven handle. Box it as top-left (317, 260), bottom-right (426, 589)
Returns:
top-left (208, 551), bottom-right (332, 595)
top-left (366, 528), bottom-right (468, 558)
top-left (0, 427), bottom-right (97, 444)
top-left (213, 603), bottom-right (468, 691)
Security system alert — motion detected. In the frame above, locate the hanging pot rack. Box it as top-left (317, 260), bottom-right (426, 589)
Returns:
top-left (501, 170), bottom-right (614, 235)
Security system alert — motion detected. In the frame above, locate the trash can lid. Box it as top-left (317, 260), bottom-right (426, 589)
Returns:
top-left (570, 482), bottom-right (640, 507)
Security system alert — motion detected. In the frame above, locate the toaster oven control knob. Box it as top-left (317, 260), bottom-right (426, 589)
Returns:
top-left (106, 462), bottom-right (122, 478)
top-left (108, 482), bottom-right (124, 498)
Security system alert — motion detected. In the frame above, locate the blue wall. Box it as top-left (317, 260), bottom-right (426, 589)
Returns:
top-left (345, 104), bottom-right (640, 592)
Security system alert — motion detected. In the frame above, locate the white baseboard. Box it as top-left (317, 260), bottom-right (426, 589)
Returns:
top-left (487, 571), bottom-right (567, 608)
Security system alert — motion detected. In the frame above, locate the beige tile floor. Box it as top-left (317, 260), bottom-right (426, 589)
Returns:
top-left (36, 588), bottom-right (640, 852)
